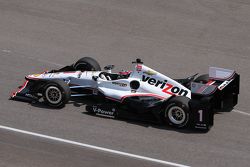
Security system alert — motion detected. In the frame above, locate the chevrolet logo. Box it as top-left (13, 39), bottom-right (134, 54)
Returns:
top-left (143, 70), bottom-right (157, 75)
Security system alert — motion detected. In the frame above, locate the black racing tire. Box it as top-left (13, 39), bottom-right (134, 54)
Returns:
top-left (163, 96), bottom-right (190, 128)
top-left (73, 57), bottom-right (101, 71)
top-left (43, 80), bottom-right (71, 108)
top-left (194, 74), bottom-right (209, 84)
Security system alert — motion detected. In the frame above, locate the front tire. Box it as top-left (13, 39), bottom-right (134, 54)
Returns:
top-left (43, 80), bottom-right (70, 108)
top-left (164, 96), bottom-right (190, 128)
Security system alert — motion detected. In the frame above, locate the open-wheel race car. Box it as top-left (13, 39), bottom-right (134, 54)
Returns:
top-left (10, 57), bottom-right (240, 130)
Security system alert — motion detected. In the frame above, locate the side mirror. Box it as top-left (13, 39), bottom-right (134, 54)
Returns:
top-left (104, 65), bottom-right (115, 73)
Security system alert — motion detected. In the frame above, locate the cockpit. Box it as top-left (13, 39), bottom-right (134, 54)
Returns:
top-left (99, 65), bottom-right (132, 80)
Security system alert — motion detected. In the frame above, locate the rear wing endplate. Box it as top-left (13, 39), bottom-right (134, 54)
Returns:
top-left (209, 67), bottom-right (235, 81)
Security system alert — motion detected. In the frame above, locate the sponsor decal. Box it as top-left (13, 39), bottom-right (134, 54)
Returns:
top-left (32, 74), bottom-right (41, 77)
top-left (25, 93), bottom-right (38, 100)
top-left (142, 75), bottom-right (188, 96)
top-left (143, 70), bottom-right (157, 76)
top-left (92, 106), bottom-right (116, 118)
top-left (195, 123), bottom-right (208, 129)
top-left (112, 82), bottom-right (127, 87)
top-left (218, 79), bottom-right (233, 90)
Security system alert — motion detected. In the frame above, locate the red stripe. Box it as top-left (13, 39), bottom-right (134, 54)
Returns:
top-left (105, 94), bottom-right (165, 103)
top-left (197, 80), bottom-right (215, 94)
top-left (11, 80), bottom-right (29, 97)
top-left (206, 80), bottom-right (215, 85)
top-left (105, 96), bottom-right (121, 102)
top-left (121, 94), bottom-right (165, 102)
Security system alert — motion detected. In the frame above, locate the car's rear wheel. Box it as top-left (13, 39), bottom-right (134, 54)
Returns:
top-left (194, 74), bottom-right (209, 84)
top-left (164, 96), bottom-right (190, 128)
top-left (43, 80), bottom-right (70, 108)
top-left (73, 57), bottom-right (101, 71)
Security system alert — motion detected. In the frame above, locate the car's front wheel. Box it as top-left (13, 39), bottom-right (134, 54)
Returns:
top-left (164, 96), bottom-right (190, 128)
top-left (43, 80), bottom-right (71, 108)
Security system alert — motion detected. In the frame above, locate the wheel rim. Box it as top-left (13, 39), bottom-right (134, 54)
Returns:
top-left (167, 106), bottom-right (186, 125)
top-left (45, 86), bottom-right (62, 104)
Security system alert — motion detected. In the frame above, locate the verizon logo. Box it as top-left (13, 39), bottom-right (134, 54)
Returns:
top-left (142, 75), bottom-right (188, 96)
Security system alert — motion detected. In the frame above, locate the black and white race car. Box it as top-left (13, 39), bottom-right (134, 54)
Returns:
top-left (10, 57), bottom-right (240, 130)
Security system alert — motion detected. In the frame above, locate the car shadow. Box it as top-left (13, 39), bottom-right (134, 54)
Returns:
top-left (83, 111), bottom-right (209, 134)
top-left (74, 97), bottom-right (210, 134)
top-left (15, 96), bottom-right (229, 134)
top-left (28, 96), bottom-right (96, 110)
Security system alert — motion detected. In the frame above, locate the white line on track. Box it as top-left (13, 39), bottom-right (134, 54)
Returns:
top-left (233, 109), bottom-right (250, 116)
top-left (0, 125), bottom-right (190, 167)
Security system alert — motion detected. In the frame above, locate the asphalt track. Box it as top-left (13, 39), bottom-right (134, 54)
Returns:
top-left (0, 0), bottom-right (250, 167)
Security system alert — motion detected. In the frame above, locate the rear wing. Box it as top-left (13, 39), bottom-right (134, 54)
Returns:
top-left (191, 67), bottom-right (240, 109)
top-left (189, 67), bottom-right (239, 130)
top-left (209, 67), bottom-right (235, 81)
top-left (191, 67), bottom-right (239, 95)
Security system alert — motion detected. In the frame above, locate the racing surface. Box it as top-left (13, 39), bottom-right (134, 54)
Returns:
top-left (0, 0), bottom-right (250, 166)
top-left (0, 129), bottom-right (164, 167)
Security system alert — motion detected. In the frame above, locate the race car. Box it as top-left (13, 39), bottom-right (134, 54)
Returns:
top-left (10, 57), bottom-right (240, 130)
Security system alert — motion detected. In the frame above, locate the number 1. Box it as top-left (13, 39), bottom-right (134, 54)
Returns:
top-left (198, 110), bottom-right (203, 122)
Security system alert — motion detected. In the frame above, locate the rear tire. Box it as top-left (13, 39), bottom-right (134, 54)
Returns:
top-left (43, 80), bottom-right (70, 108)
top-left (164, 96), bottom-right (190, 128)
top-left (194, 74), bottom-right (209, 84)
top-left (73, 57), bottom-right (101, 71)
